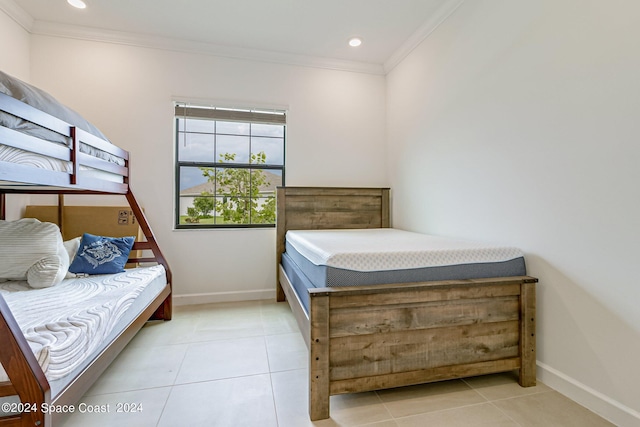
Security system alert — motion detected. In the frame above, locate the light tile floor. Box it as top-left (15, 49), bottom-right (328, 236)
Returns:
top-left (58, 300), bottom-right (615, 427)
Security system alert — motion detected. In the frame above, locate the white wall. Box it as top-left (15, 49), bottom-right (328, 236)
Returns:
top-left (28, 35), bottom-right (387, 303)
top-left (0, 8), bottom-right (31, 219)
top-left (0, 9), bottom-right (29, 80)
top-left (386, 0), bottom-right (640, 425)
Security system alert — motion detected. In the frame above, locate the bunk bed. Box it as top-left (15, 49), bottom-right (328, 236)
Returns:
top-left (276, 186), bottom-right (537, 420)
top-left (0, 71), bottom-right (171, 427)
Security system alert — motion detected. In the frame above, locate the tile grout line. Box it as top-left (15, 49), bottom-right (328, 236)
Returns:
top-left (487, 400), bottom-right (525, 427)
top-left (154, 386), bottom-right (174, 427)
top-left (372, 389), bottom-right (397, 425)
top-left (154, 317), bottom-right (193, 427)
top-left (268, 372), bottom-right (282, 427)
top-left (262, 301), bottom-right (284, 427)
top-left (461, 375), bottom-right (550, 426)
top-left (372, 379), bottom-right (490, 424)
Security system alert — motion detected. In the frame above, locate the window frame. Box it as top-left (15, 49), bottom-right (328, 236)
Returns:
top-left (174, 103), bottom-right (286, 229)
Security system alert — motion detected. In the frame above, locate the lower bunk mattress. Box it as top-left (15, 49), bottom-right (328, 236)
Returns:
top-left (0, 265), bottom-right (167, 398)
top-left (282, 229), bottom-right (526, 313)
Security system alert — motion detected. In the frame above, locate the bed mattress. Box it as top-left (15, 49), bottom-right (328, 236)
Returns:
top-left (0, 145), bottom-right (124, 183)
top-left (0, 265), bottom-right (167, 396)
top-left (0, 70), bottom-right (125, 177)
top-left (0, 119), bottom-right (125, 167)
top-left (282, 229), bottom-right (526, 313)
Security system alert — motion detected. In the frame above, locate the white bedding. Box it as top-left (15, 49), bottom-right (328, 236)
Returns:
top-left (286, 229), bottom-right (523, 272)
top-left (1, 70), bottom-right (126, 172)
top-left (0, 265), bottom-right (166, 383)
top-left (0, 145), bottom-right (124, 183)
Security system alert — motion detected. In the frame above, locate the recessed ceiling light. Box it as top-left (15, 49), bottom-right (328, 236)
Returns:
top-left (348, 37), bottom-right (362, 47)
top-left (67, 0), bottom-right (87, 9)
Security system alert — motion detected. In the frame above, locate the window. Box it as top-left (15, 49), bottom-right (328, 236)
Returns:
top-left (175, 103), bottom-right (285, 228)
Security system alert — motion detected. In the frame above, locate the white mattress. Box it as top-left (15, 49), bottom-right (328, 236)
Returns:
top-left (285, 229), bottom-right (524, 272)
top-left (0, 265), bottom-right (166, 383)
top-left (0, 145), bottom-right (123, 183)
top-left (1, 70), bottom-right (126, 177)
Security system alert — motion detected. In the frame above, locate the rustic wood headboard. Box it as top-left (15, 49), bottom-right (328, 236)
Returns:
top-left (275, 186), bottom-right (390, 298)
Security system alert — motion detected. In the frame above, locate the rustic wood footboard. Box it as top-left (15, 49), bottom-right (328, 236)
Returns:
top-left (279, 265), bottom-right (536, 420)
top-left (275, 186), bottom-right (538, 420)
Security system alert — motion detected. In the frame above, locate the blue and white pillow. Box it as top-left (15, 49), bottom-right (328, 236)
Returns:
top-left (68, 233), bottom-right (135, 275)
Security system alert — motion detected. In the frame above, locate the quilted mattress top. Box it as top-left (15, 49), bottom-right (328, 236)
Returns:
top-left (286, 228), bottom-right (524, 272)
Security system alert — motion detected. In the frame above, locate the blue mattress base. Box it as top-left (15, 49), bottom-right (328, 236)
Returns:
top-left (285, 241), bottom-right (526, 287)
top-left (281, 246), bottom-right (527, 314)
top-left (281, 252), bottom-right (313, 315)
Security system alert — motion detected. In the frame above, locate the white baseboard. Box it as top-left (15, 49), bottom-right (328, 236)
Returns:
top-left (173, 289), bottom-right (276, 306)
top-left (537, 362), bottom-right (640, 427)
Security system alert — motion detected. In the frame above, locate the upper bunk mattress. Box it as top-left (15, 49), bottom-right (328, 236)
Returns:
top-left (284, 228), bottom-right (526, 288)
top-left (0, 70), bottom-right (125, 177)
top-left (0, 145), bottom-right (123, 183)
top-left (0, 265), bottom-right (166, 387)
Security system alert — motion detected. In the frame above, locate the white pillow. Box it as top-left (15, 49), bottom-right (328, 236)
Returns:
top-left (27, 246), bottom-right (69, 289)
top-left (63, 237), bottom-right (81, 279)
top-left (0, 218), bottom-right (69, 288)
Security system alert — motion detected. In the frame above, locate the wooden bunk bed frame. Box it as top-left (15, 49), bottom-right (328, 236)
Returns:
top-left (0, 92), bottom-right (172, 427)
top-left (276, 186), bottom-right (537, 421)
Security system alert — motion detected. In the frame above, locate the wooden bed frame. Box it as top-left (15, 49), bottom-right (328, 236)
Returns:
top-left (276, 186), bottom-right (537, 421)
top-left (0, 91), bottom-right (172, 427)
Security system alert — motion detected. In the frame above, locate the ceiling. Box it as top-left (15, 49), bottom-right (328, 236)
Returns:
top-left (4, 0), bottom-right (462, 74)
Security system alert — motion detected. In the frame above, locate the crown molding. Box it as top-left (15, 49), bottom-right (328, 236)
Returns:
top-left (29, 20), bottom-right (385, 75)
top-left (0, 0), bottom-right (34, 31)
top-left (383, 0), bottom-right (465, 74)
top-left (0, 0), bottom-right (462, 76)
